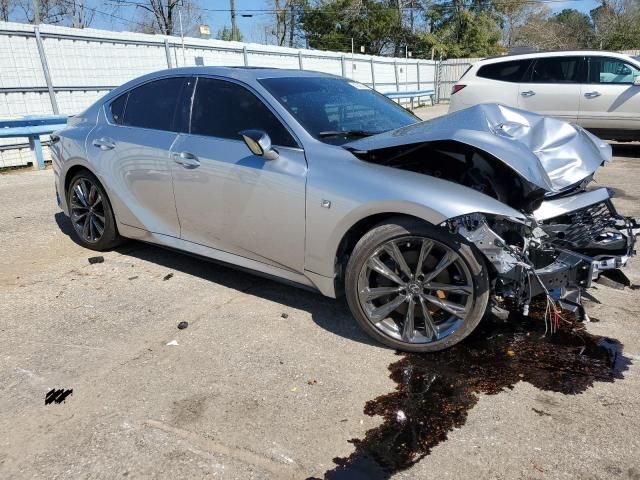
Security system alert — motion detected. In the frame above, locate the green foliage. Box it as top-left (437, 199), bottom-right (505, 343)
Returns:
top-left (302, 0), bottom-right (401, 54)
top-left (217, 25), bottom-right (243, 42)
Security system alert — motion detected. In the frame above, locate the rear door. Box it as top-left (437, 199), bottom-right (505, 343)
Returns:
top-left (579, 56), bottom-right (640, 132)
top-left (87, 76), bottom-right (187, 237)
top-left (517, 56), bottom-right (585, 122)
top-left (469, 59), bottom-right (531, 107)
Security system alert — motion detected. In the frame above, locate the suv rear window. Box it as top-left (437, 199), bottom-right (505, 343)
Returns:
top-left (477, 60), bottom-right (530, 82)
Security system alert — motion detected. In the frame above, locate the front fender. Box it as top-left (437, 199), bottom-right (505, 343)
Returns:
top-left (304, 149), bottom-right (526, 279)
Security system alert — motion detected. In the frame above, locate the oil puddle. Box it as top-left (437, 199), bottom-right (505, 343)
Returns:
top-left (311, 306), bottom-right (630, 480)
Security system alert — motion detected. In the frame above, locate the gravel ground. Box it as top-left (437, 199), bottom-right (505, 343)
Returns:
top-left (1, 128), bottom-right (639, 479)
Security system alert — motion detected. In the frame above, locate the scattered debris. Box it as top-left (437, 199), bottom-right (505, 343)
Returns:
top-left (307, 379), bottom-right (318, 385)
top-left (177, 321), bottom-right (188, 330)
top-left (290, 387), bottom-right (298, 392)
top-left (163, 273), bottom-right (174, 281)
top-left (396, 411), bottom-right (407, 422)
top-left (88, 256), bottom-right (104, 264)
top-left (281, 313), bottom-right (289, 319)
top-left (127, 275), bottom-right (138, 281)
top-left (532, 408), bottom-right (552, 417)
top-left (166, 340), bottom-right (179, 346)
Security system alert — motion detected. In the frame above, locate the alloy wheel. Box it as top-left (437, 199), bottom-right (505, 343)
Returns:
top-left (357, 236), bottom-right (474, 344)
top-left (69, 177), bottom-right (106, 244)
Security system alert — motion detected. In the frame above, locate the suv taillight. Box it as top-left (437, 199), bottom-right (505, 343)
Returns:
top-left (451, 84), bottom-right (466, 95)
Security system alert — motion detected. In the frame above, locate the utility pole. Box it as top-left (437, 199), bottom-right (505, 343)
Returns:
top-left (32, 0), bottom-right (40, 24)
top-left (230, 0), bottom-right (239, 41)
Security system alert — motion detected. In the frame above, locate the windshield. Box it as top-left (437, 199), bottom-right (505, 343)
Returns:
top-left (259, 76), bottom-right (419, 145)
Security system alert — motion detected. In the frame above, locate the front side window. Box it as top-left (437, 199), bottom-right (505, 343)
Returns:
top-left (589, 57), bottom-right (640, 84)
top-left (529, 57), bottom-right (583, 83)
top-left (190, 77), bottom-right (297, 148)
top-left (121, 77), bottom-right (185, 131)
top-left (477, 60), bottom-right (531, 82)
top-left (259, 77), bottom-right (418, 145)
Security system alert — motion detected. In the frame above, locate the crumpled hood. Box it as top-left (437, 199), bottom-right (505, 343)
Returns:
top-left (344, 103), bottom-right (612, 193)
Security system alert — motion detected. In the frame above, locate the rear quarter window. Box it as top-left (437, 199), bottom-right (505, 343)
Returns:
top-left (109, 94), bottom-right (127, 125)
top-left (476, 60), bottom-right (531, 82)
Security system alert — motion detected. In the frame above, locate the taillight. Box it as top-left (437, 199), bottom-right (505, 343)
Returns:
top-left (451, 84), bottom-right (466, 95)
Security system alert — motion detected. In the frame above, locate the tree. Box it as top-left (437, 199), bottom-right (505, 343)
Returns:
top-left (1, 0), bottom-right (13, 21)
top-left (591, 0), bottom-right (640, 50)
top-left (418, 0), bottom-right (503, 58)
top-left (16, 0), bottom-right (67, 24)
top-left (217, 24), bottom-right (243, 41)
top-left (110, 0), bottom-right (202, 35)
top-left (302, 0), bottom-right (402, 54)
top-left (513, 8), bottom-right (595, 50)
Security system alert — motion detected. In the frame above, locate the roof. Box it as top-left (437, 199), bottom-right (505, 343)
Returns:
top-left (476, 50), bottom-right (639, 66)
top-left (150, 66), bottom-right (337, 81)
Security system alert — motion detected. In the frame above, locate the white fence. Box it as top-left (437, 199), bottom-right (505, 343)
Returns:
top-left (0, 21), bottom-right (438, 168)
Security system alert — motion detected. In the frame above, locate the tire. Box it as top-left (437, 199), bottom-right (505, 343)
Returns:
top-left (66, 170), bottom-right (123, 251)
top-left (344, 218), bottom-right (490, 353)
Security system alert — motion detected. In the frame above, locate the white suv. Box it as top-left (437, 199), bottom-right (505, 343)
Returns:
top-left (449, 51), bottom-right (640, 141)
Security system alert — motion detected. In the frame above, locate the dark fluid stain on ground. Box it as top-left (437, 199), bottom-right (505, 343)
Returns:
top-left (311, 306), bottom-right (630, 480)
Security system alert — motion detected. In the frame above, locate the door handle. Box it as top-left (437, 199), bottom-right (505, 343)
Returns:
top-left (92, 137), bottom-right (116, 150)
top-left (172, 151), bottom-right (200, 168)
top-left (584, 91), bottom-right (601, 98)
top-left (520, 90), bottom-right (535, 97)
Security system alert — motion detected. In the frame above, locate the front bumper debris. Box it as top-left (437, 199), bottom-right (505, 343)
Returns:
top-left (449, 186), bottom-right (637, 322)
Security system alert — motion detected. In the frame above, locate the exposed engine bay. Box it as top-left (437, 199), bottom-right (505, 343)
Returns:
top-left (344, 103), bottom-right (638, 322)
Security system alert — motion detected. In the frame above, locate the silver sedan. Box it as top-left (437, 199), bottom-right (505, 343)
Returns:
top-left (52, 67), bottom-right (637, 352)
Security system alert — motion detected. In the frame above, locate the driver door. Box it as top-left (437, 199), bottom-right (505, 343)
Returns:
top-left (578, 56), bottom-right (640, 132)
top-left (170, 77), bottom-right (308, 273)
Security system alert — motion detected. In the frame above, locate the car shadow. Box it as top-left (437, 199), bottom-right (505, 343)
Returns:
top-left (54, 212), bottom-right (380, 349)
top-left (610, 142), bottom-right (640, 158)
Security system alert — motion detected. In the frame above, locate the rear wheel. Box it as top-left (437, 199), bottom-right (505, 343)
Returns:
top-left (345, 219), bottom-right (489, 352)
top-left (67, 170), bottom-right (123, 251)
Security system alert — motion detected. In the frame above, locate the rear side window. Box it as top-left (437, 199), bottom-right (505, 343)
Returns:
top-left (121, 77), bottom-right (185, 131)
top-left (110, 94), bottom-right (127, 125)
top-left (190, 77), bottom-right (297, 148)
top-left (529, 57), bottom-right (583, 83)
top-left (476, 60), bottom-right (530, 82)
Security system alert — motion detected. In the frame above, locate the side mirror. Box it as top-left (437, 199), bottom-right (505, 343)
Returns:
top-left (634, 77), bottom-right (640, 86)
top-left (239, 130), bottom-right (279, 160)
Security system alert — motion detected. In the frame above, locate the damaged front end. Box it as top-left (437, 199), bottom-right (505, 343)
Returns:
top-left (345, 103), bottom-right (638, 321)
top-left (446, 188), bottom-right (637, 320)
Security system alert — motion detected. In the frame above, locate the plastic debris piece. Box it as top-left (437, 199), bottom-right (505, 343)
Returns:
top-left (396, 411), bottom-right (407, 422)
top-left (163, 273), bottom-right (174, 281)
top-left (307, 379), bottom-right (318, 385)
top-left (88, 256), bottom-right (104, 264)
top-left (128, 276), bottom-right (138, 281)
top-left (281, 313), bottom-right (289, 319)
top-left (506, 349), bottom-right (516, 357)
top-left (166, 340), bottom-right (179, 346)
top-left (290, 387), bottom-right (298, 392)
top-left (177, 321), bottom-right (188, 330)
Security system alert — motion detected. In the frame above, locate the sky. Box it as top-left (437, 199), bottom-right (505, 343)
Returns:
top-left (67, 0), bottom-right (603, 45)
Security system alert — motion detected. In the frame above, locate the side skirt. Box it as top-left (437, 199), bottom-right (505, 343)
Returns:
top-left (118, 223), bottom-right (337, 298)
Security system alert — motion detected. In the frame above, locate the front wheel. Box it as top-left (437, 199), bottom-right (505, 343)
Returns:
top-left (345, 219), bottom-right (490, 352)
